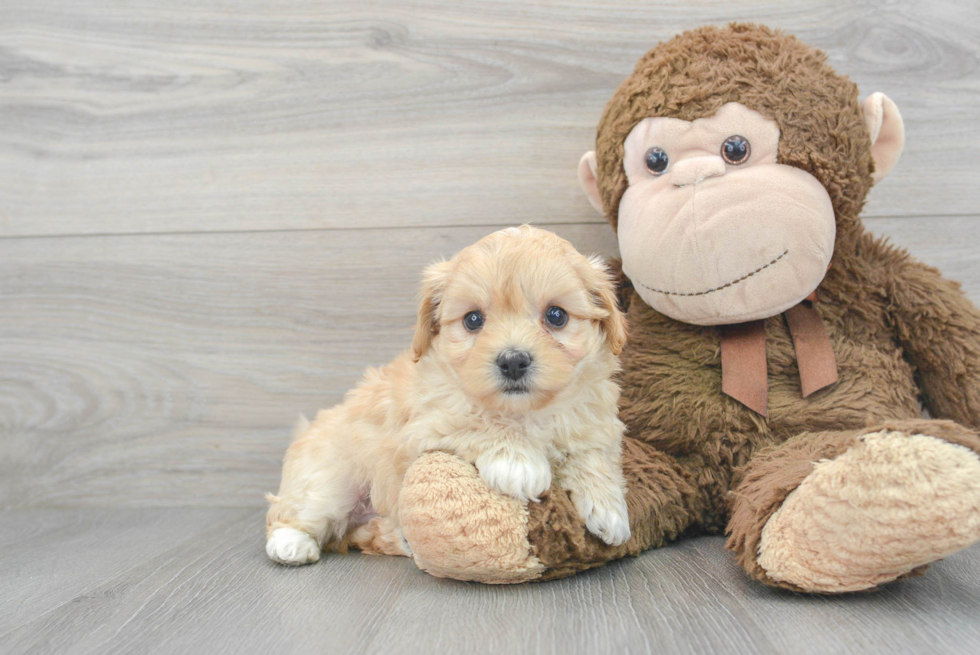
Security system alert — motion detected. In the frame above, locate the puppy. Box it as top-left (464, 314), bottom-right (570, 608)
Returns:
top-left (266, 225), bottom-right (630, 565)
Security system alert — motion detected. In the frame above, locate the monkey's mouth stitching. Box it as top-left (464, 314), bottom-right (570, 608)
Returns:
top-left (639, 250), bottom-right (789, 297)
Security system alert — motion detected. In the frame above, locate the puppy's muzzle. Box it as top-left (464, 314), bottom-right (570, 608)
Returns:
top-left (497, 350), bottom-right (533, 382)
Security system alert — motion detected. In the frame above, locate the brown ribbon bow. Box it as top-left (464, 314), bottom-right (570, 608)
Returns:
top-left (718, 291), bottom-right (838, 417)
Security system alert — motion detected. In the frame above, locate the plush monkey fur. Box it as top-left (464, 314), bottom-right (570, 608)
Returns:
top-left (397, 24), bottom-right (980, 592)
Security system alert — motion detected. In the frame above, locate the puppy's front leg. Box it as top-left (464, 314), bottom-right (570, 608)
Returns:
top-left (474, 439), bottom-right (552, 503)
top-left (558, 448), bottom-right (630, 546)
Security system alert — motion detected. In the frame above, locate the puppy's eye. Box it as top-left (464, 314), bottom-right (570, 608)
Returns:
top-left (721, 135), bottom-right (750, 165)
top-left (463, 311), bottom-right (485, 332)
top-left (544, 306), bottom-right (568, 328)
top-left (644, 147), bottom-right (669, 175)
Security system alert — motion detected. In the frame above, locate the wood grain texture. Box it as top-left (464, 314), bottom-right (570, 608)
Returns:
top-left (0, 508), bottom-right (256, 635)
top-left (2, 219), bottom-right (978, 508)
top-left (1, 509), bottom-right (979, 655)
top-left (1, 0), bottom-right (978, 237)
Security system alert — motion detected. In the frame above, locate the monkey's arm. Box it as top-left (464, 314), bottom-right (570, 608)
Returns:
top-left (885, 251), bottom-right (980, 430)
top-left (399, 436), bottom-right (704, 582)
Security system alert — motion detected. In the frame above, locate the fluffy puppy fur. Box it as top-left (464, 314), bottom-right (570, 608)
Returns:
top-left (265, 225), bottom-right (630, 565)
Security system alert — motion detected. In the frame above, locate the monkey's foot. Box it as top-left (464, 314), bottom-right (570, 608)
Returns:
top-left (758, 428), bottom-right (980, 593)
top-left (399, 451), bottom-right (545, 584)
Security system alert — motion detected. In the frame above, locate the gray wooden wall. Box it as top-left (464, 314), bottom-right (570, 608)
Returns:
top-left (3, 0), bottom-right (979, 510)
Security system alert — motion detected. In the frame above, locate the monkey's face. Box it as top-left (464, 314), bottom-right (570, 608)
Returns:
top-left (616, 102), bottom-right (836, 325)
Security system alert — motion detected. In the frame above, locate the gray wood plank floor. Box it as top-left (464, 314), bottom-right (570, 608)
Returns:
top-left (3, 1), bottom-right (980, 653)
top-left (2, 510), bottom-right (979, 655)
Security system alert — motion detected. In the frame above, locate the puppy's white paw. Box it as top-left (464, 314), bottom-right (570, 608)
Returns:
top-left (575, 490), bottom-right (631, 546)
top-left (266, 527), bottom-right (321, 565)
top-left (476, 450), bottom-right (552, 502)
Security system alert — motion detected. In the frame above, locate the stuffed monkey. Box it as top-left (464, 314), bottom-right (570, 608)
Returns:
top-left (396, 24), bottom-right (980, 592)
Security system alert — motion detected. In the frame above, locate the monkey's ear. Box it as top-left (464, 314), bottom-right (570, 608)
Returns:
top-left (578, 151), bottom-right (605, 214)
top-left (411, 260), bottom-right (453, 362)
top-left (862, 92), bottom-right (905, 184)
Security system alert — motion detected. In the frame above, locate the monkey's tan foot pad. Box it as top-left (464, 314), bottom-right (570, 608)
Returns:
top-left (758, 430), bottom-right (980, 593)
top-left (399, 451), bottom-right (545, 584)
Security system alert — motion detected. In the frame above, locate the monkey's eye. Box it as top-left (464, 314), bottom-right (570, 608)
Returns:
top-left (644, 147), bottom-right (669, 176)
top-left (463, 311), bottom-right (485, 332)
top-left (721, 135), bottom-right (751, 165)
top-left (544, 306), bottom-right (568, 329)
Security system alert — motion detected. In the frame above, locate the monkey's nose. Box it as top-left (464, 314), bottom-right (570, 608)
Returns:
top-left (671, 156), bottom-right (727, 187)
top-left (497, 350), bottom-right (533, 381)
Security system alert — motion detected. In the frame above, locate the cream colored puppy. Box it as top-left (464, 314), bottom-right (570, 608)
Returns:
top-left (265, 225), bottom-right (630, 565)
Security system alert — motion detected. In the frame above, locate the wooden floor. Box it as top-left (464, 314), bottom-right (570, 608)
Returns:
top-left (1, 509), bottom-right (978, 655)
top-left (2, 1), bottom-right (980, 653)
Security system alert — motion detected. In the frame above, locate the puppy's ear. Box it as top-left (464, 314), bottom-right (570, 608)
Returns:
top-left (412, 260), bottom-right (454, 362)
top-left (584, 256), bottom-right (628, 356)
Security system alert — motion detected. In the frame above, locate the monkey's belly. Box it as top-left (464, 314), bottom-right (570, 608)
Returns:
top-left (766, 337), bottom-right (922, 435)
top-left (618, 318), bottom-right (922, 462)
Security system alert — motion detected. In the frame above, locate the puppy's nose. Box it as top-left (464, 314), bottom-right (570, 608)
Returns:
top-left (497, 350), bottom-right (533, 381)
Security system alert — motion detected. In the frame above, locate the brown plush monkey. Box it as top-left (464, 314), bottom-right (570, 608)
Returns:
top-left (396, 24), bottom-right (980, 592)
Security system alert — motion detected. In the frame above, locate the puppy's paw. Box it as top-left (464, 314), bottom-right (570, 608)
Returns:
top-left (476, 450), bottom-right (552, 503)
top-left (574, 490), bottom-right (631, 546)
top-left (349, 517), bottom-right (413, 557)
top-left (266, 527), bottom-right (321, 565)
